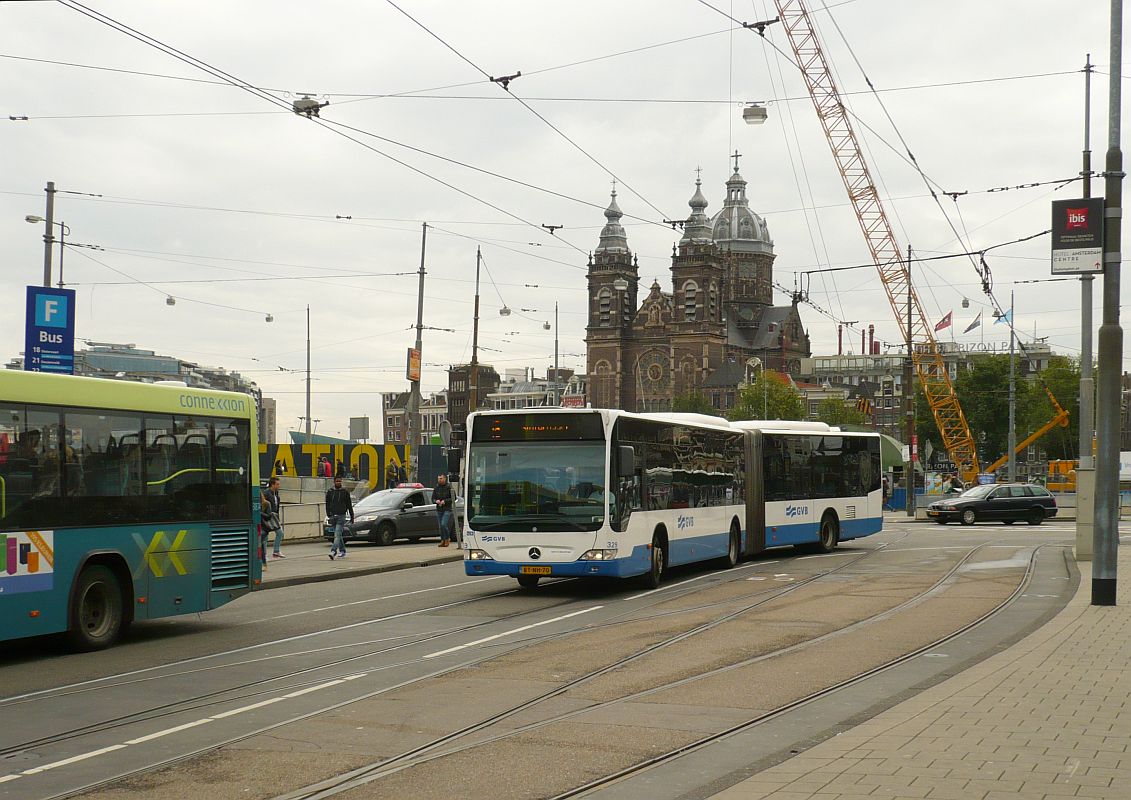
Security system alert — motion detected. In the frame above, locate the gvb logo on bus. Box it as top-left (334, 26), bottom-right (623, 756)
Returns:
top-left (676, 515), bottom-right (695, 530)
top-left (785, 505), bottom-right (809, 518)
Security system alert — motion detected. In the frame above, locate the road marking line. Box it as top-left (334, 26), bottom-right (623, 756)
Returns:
top-left (0, 775), bottom-right (22, 784)
top-left (21, 744), bottom-right (127, 775)
top-left (211, 697), bottom-right (285, 719)
top-left (424, 606), bottom-right (603, 659)
top-left (283, 679), bottom-right (347, 699)
top-left (125, 718), bottom-right (212, 745)
top-left (253, 577), bottom-right (508, 623)
top-left (797, 553), bottom-right (852, 559)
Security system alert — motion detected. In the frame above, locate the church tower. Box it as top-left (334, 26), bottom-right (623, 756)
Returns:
top-left (584, 189), bottom-right (638, 409)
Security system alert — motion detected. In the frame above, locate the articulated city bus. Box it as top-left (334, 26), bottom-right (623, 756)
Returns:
top-left (462, 408), bottom-right (882, 588)
top-left (0, 371), bottom-right (260, 649)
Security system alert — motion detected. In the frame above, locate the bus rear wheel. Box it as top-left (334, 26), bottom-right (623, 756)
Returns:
top-left (719, 523), bottom-right (740, 569)
top-left (67, 565), bottom-right (124, 651)
top-left (517, 574), bottom-right (540, 589)
top-left (816, 514), bottom-right (839, 554)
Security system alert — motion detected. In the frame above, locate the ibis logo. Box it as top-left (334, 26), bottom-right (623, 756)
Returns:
top-left (1065, 207), bottom-right (1090, 230)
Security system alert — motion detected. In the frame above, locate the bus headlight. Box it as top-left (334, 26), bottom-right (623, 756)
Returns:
top-left (579, 549), bottom-right (617, 561)
top-left (467, 549), bottom-right (494, 560)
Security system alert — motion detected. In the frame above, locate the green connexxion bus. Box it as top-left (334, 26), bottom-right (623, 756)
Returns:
top-left (0, 371), bottom-right (260, 650)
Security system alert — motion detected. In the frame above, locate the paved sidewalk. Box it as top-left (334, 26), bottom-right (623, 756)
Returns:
top-left (711, 547), bottom-right (1130, 800)
top-left (258, 538), bottom-right (463, 590)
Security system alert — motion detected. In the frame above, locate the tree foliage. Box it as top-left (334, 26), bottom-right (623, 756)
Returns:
top-left (912, 354), bottom-right (1081, 470)
top-left (671, 391), bottom-right (715, 415)
top-left (727, 371), bottom-right (804, 422)
top-left (815, 397), bottom-right (866, 427)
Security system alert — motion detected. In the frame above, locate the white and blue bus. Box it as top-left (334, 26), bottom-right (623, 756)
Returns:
top-left (462, 408), bottom-right (882, 589)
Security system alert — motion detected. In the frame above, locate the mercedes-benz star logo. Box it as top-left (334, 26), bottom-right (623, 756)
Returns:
top-left (528, 547), bottom-right (541, 560)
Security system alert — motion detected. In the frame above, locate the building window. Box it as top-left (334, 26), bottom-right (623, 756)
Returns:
top-left (709, 281), bottom-right (718, 320)
top-left (599, 288), bottom-right (612, 326)
top-left (682, 281), bottom-right (699, 321)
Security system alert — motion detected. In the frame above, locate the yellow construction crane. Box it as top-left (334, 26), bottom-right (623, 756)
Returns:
top-left (773, 0), bottom-right (981, 481)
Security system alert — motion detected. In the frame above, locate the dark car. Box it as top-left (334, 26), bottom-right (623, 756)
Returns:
top-left (323, 488), bottom-right (464, 546)
top-left (926, 483), bottom-right (1058, 526)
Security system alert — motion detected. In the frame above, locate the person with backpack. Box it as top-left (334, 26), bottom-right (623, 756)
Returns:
top-left (262, 476), bottom-right (285, 559)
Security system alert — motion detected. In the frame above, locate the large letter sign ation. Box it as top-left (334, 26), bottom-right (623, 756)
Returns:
top-left (24, 286), bottom-right (76, 374)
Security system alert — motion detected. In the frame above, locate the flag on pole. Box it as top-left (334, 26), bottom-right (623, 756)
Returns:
top-left (933, 310), bottom-right (953, 332)
top-left (962, 311), bottom-right (982, 333)
top-left (994, 309), bottom-right (1013, 326)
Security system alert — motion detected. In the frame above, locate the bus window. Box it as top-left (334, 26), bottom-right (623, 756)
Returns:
top-left (61, 410), bottom-right (146, 526)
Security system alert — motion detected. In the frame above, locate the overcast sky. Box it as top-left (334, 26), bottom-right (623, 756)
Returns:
top-left (1, 1), bottom-right (1118, 438)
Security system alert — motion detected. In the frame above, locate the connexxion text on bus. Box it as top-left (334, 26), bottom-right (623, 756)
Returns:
top-left (0, 371), bottom-right (260, 650)
top-left (462, 408), bottom-right (882, 589)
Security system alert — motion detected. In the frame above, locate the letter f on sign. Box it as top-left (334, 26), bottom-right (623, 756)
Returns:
top-left (43, 300), bottom-right (59, 323)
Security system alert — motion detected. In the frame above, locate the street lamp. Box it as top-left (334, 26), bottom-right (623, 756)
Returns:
top-left (742, 102), bottom-right (768, 125)
top-left (745, 357), bottom-right (768, 419)
top-left (25, 214), bottom-right (69, 287)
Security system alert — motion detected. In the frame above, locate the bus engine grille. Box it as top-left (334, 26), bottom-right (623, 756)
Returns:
top-left (211, 529), bottom-right (251, 590)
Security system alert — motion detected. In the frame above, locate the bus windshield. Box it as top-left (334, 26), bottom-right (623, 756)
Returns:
top-left (467, 441), bottom-right (606, 532)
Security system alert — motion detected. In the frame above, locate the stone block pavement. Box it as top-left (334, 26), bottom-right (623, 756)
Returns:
top-left (711, 546), bottom-right (1131, 800)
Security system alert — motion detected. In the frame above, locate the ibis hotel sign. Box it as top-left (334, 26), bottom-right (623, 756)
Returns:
top-left (1051, 197), bottom-right (1104, 274)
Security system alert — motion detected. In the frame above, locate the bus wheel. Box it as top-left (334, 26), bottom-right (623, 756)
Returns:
top-left (816, 514), bottom-right (839, 554)
top-left (639, 536), bottom-right (664, 590)
top-left (719, 523), bottom-right (740, 569)
top-left (67, 565), bottom-right (124, 651)
top-left (517, 574), bottom-right (540, 589)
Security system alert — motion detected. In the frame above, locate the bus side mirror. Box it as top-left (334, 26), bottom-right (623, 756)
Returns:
top-left (617, 446), bottom-right (635, 477)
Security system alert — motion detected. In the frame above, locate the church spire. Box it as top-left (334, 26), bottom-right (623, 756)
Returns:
top-left (681, 169), bottom-right (712, 243)
top-left (595, 187), bottom-right (630, 254)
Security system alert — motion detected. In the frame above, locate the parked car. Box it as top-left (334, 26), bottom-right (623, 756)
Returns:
top-left (323, 488), bottom-right (464, 545)
top-left (926, 483), bottom-right (1058, 526)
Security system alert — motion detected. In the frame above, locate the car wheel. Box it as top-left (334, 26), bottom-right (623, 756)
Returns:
top-left (1027, 508), bottom-right (1044, 526)
top-left (960, 509), bottom-right (977, 526)
top-left (67, 565), bottom-right (125, 651)
top-left (517, 574), bottom-right (539, 589)
top-left (376, 522), bottom-right (396, 546)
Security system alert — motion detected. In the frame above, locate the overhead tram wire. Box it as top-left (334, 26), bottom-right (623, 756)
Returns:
top-left (381, 0), bottom-right (672, 222)
top-left (52, 0), bottom-right (592, 258)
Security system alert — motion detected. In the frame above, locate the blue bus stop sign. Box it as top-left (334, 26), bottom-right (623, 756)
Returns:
top-left (24, 286), bottom-right (76, 374)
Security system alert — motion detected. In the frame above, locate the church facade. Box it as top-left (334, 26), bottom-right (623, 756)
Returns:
top-left (584, 161), bottom-right (811, 414)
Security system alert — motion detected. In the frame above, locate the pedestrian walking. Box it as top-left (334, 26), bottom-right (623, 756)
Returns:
top-left (326, 475), bottom-right (354, 559)
top-left (433, 472), bottom-right (454, 547)
top-left (262, 476), bottom-right (285, 559)
top-left (258, 483), bottom-right (273, 570)
top-left (385, 467), bottom-right (398, 490)
top-left (335, 460), bottom-right (346, 479)
top-left (882, 475), bottom-right (892, 512)
top-left (320, 455), bottom-right (333, 478)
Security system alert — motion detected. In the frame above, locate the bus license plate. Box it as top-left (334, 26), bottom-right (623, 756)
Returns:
top-left (520, 566), bottom-right (552, 575)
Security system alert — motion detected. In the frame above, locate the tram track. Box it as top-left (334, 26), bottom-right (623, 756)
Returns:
top-left (272, 541), bottom-right (995, 799)
top-left (14, 534), bottom-right (912, 799)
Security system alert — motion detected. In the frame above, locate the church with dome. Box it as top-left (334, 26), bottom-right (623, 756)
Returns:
top-left (584, 157), bottom-right (811, 413)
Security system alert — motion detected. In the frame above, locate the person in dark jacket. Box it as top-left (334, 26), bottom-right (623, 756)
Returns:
top-left (326, 476), bottom-right (355, 559)
top-left (433, 473), bottom-right (454, 547)
top-left (335, 460), bottom-right (346, 479)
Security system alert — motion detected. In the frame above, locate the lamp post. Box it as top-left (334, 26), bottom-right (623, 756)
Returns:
top-left (25, 215), bottom-right (70, 287)
top-left (745, 357), bottom-right (767, 418)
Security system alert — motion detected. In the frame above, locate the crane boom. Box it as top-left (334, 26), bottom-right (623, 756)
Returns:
top-left (774, 0), bottom-right (980, 481)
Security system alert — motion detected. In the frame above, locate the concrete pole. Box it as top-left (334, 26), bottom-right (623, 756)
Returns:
top-left (1092, 0), bottom-right (1123, 606)
top-left (1078, 53), bottom-right (1097, 561)
top-left (1007, 291), bottom-right (1017, 482)
top-left (470, 247), bottom-right (481, 419)
top-left (305, 305), bottom-right (311, 445)
top-left (42, 181), bottom-right (55, 288)
top-left (407, 223), bottom-right (427, 481)
top-left (905, 245), bottom-right (915, 516)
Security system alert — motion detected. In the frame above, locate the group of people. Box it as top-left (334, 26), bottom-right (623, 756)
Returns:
top-left (259, 463), bottom-right (456, 566)
top-left (324, 472), bottom-right (456, 559)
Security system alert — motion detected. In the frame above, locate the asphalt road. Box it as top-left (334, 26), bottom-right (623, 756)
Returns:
top-left (0, 517), bottom-right (1085, 800)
